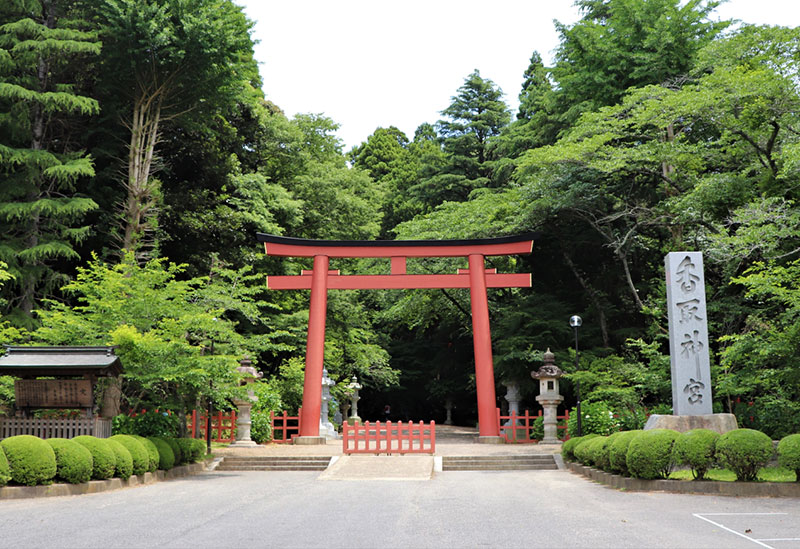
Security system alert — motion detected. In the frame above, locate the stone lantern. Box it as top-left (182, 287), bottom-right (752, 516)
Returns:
top-left (346, 375), bottom-right (362, 425)
top-left (319, 368), bottom-right (338, 439)
top-left (230, 356), bottom-right (262, 447)
top-left (532, 349), bottom-right (564, 444)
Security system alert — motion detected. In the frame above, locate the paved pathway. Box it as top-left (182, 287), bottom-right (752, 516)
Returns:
top-left (2, 467), bottom-right (799, 548)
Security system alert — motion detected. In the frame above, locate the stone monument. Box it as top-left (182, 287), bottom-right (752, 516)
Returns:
top-left (346, 375), bottom-right (362, 425)
top-left (229, 357), bottom-right (262, 447)
top-left (644, 253), bottom-right (737, 433)
top-left (502, 381), bottom-right (522, 431)
top-left (533, 349), bottom-right (564, 444)
top-left (319, 368), bottom-right (338, 439)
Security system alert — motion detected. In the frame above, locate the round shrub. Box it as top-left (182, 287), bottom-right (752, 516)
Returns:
top-left (581, 436), bottom-right (610, 468)
top-left (105, 438), bottom-right (133, 480)
top-left (176, 437), bottom-right (206, 463)
top-left (132, 435), bottom-right (159, 472)
top-left (148, 437), bottom-right (175, 470)
top-left (567, 401), bottom-right (619, 436)
top-left (573, 434), bottom-right (601, 464)
top-left (561, 435), bottom-right (587, 462)
top-left (672, 429), bottom-right (719, 480)
top-left (73, 436), bottom-right (116, 480)
top-left (0, 435), bottom-right (57, 486)
top-left (777, 434), bottom-right (800, 481)
top-left (109, 435), bottom-right (149, 476)
top-left (626, 429), bottom-right (679, 480)
top-left (599, 431), bottom-right (628, 471)
top-left (46, 438), bottom-right (93, 484)
top-left (163, 437), bottom-right (183, 465)
top-left (0, 445), bottom-right (11, 486)
top-left (608, 430), bottom-right (642, 475)
top-left (716, 428), bottom-right (774, 481)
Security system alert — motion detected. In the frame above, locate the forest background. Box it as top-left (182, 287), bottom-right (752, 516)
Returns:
top-left (1, 0), bottom-right (799, 439)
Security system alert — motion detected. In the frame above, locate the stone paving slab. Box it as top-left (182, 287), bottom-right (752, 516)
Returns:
top-left (317, 455), bottom-right (434, 481)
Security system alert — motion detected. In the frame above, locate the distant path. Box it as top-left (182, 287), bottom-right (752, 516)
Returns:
top-left (2, 469), bottom-right (799, 548)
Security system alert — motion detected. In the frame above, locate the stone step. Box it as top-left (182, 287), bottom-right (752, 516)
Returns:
top-left (216, 464), bottom-right (328, 471)
top-left (216, 456), bottom-right (332, 471)
top-left (441, 454), bottom-right (557, 471)
top-left (442, 463), bottom-right (558, 471)
top-left (444, 455), bottom-right (554, 462)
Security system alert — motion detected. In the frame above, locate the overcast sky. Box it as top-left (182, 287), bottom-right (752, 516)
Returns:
top-left (236, 0), bottom-right (800, 151)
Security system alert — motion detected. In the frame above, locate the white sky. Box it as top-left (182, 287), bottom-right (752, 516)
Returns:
top-left (236, 0), bottom-right (800, 151)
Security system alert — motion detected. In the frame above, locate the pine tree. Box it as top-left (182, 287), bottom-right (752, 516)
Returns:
top-left (0, 0), bottom-right (100, 324)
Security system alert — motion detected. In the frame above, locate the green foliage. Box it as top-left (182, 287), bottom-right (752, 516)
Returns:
top-left (148, 437), bottom-right (175, 470)
top-left (561, 435), bottom-right (590, 462)
top-left (45, 438), bottom-right (93, 485)
top-left (0, 435), bottom-right (57, 486)
top-left (777, 435), bottom-right (800, 480)
top-left (0, 444), bottom-right (12, 486)
top-left (626, 429), bottom-right (679, 480)
top-left (572, 434), bottom-right (601, 464)
top-left (72, 436), bottom-right (116, 480)
top-left (250, 410), bottom-right (271, 444)
top-left (109, 435), bottom-right (149, 476)
top-left (175, 437), bottom-right (206, 463)
top-left (672, 429), bottom-right (720, 480)
top-left (131, 435), bottom-right (159, 473)
top-left (567, 401), bottom-right (619, 436)
top-left (112, 411), bottom-right (181, 438)
top-left (163, 437), bottom-right (183, 465)
top-left (105, 438), bottom-right (133, 481)
top-left (580, 436), bottom-right (610, 468)
top-left (608, 430), bottom-right (643, 475)
top-left (715, 429), bottom-right (774, 481)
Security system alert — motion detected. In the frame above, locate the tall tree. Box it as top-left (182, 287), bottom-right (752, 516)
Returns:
top-left (0, 0), bottom-right (100, 324)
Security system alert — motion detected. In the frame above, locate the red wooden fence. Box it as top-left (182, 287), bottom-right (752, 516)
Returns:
top-left (343, 420), bottom-right (435, 455)
top-left (270, 410), bottom-right (301, 444)
top-left (497, 409), bottom-right (570, 443)
top-left (189, 410), bottom-right (237, 443)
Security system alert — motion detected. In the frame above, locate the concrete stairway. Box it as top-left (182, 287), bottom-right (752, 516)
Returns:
top-left (216, 456), bottom-right (332, 471)
top-left (442, 454), bottom-right (558, 471)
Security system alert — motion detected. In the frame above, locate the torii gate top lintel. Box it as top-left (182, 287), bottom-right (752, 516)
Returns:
top-left (256, 232), bottom-right (538, 258)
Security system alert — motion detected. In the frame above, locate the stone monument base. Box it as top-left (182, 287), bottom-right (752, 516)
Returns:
top-left (228, 440), bottom-right (258, 448)
top-left (643, 413), bottom-right (738, 434)
top-left (293, 436), bottom-right (326, 445)
top-left (477, 436), bottom-right (505, 444)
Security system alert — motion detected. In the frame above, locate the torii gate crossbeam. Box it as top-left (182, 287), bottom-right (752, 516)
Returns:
top-left (258, 232), bottom-right (536, 444)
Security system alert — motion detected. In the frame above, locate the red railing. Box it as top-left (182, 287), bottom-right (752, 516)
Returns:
top-left (497, 409), bottom-right (570, 443)
top-left (343, 420), bottom-right (435, 455)
top-left (270, 410), bottom-right (301, 444)
top-left (189, 410), bottom-right (237, 443)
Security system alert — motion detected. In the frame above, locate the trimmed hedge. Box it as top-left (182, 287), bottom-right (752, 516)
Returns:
top-left (777, 434), bottom-right (800, 481)
top-left (0, 435), bottom-right (57, 486)
top-left (716, 429), bottom-right (774, 481)
top-left (626, 429), bottom-right (678, 480)
top-left (73, 436), bottom-right (116, 480)
top-left (581, 436), bottom-right (610, 468)
top-left (573, 435), bottom-right (602, 464)
top-left (164, 437), bottom-right (183, 465)
top-left (672, 429), bottom-right (719, 480)
top-left (608, 430), bottom-right (642, 475)
top-left (132, 435), bottom-right (159, 472)
top-left (176, 437), bottom-right (206, 463)
top-left (46, 438), bottom-right (93, 484)
top-left (109, 435), bottom-right (149, 476)
top-left (0, 444), bottom-right (11, 486)
top-left (106, 438), bottom-right (133, 480)
top-left (148, 437), bottom-right (175, 470)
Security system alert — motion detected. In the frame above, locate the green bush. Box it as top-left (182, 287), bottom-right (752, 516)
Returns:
top-left (777, 434), bottom-right (800, 481)
top-left (132, 435), bottom-right (159, 472)
top-left (735, 396), bottom-right (800, 440)
top-left (626, 429), bottom-right (678, 480)
top-left (72, 436), bottom-right (116, 480)
top-left (672, 429), bottom-right (720, 480)
top-left (112, 411), bottom-right (181, 437)
top-left (251, 409), bottom-right (272, 444)
top-left (561, 436), bottom-right (585, 462)
top-left (599, 431), bottom-right (627, 471)
top-left (109, 434), bottom-right (149, 476)
top-left (567, 401), bottom-right (619, 436)
top-left (176, 437), bottom-right (206, 463)
top-left (0, 445), bottom-right (12, 486)
top-left (163, 437), bottom-right (183, 465)
top-left (608, 430), bottom-right (642, 475)
top-left (148, 437), bottom-right (175, 470)
top-left (105, 438), bottom-right (133, 480)
top-left (0, 435), bottom-right (57, 486)
top-left (573, 434), bottom-right (601, 464)
top-left (46, 438), bottom-right (93, 484)
top-left (581, 436), bottom-right (610, 468)
top-left (716, 429), bottom-right (774, 481)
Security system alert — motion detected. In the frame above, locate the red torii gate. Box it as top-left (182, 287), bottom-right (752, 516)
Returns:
top-left (258, 232), bottom-right (536, 443)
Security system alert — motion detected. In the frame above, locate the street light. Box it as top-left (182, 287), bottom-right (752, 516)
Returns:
top-left (569, 315), bottom-right (583, 437)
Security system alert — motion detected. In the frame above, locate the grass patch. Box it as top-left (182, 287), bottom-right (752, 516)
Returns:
top-left (669, 466), bottom-right (796, 482)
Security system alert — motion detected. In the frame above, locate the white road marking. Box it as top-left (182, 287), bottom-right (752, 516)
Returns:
top-left (757, 540), bottom-right (800, 542)
top-left (693, 513), bottom-right (779, 549)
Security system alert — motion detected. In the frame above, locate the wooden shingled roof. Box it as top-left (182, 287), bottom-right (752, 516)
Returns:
top-left (0, 346), bottom-right (122, 378)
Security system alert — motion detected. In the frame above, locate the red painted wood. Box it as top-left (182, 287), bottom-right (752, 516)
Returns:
top-left (270, 410), bottom-right (301, 443)
top-left (457, 268), bottom-right (496, 274)
top-left (469, 254), bottom-right (499, 438)
top-left (342, 420), bottom-right (435, 454)
top-left (266, 272), bottom-right (532, 290)
top-left (390, 256), bottom-right (406, 274)
top-left (299, 256), bottom-right (329, 438)
top-left (497, 408), bottom-right (571, 443)
top-left (264, 240), bottom-right (533, 258)
top-left (299, 269), bottom-right (340, 276)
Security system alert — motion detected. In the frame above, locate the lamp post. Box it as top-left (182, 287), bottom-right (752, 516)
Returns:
top-left (569, 314), bottom-right (582, 437)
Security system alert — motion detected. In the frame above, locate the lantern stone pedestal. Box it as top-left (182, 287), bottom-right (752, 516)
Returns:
top-left (346, 375), bottom-right (362, 426)
top-left (319, 369), bottom-right (338, 439)
top-left (228, 397), bottom-right (258, 447)
top-left (533, 349), bottom-right (564, 445)
top-left (502, 382), bottom-right (521, 430)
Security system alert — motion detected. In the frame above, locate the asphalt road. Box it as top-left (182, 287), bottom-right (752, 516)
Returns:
top-left (2, 470), bottom-right (800, 549)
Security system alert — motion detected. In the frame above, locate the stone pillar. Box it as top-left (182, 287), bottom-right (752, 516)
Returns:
top-left (346, 375), bottom-right (362, 425)
top-left (533, 349), bottom-right (564, 445)
top-left (444, 397), bottom-right (453, 426)
top-left (503, 382), bottom-right (521, 428)
top-left (319, 368), bottom-right (338, 439)
top-left (229, 357), bottom-right (261, 447)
